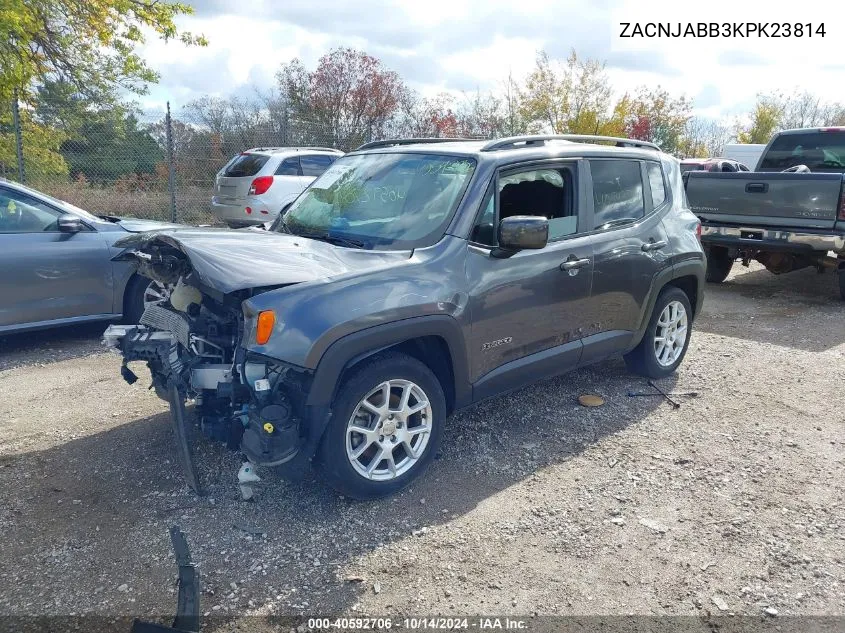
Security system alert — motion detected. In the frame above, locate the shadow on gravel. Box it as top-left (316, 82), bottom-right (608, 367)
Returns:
top-left (0, 322), bottom-right (109, 372)
top-left (0, 358), bottom-right (674, 626)
top-left (695, 266), bottom-right (845, 353)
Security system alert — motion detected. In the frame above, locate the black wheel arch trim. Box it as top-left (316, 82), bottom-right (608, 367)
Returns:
top-left (628, 259), bottom-right (704, 351)
top-left (305, 315), bottom-right (471, 410)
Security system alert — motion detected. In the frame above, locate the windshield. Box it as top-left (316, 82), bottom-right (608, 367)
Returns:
top-left (759, 131), bottom-right (845, 171)
top-left (277, 153), bottom-right (477, 249)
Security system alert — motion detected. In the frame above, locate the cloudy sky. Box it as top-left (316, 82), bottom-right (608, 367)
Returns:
top-left (139, 0), bottom-right (845, 120)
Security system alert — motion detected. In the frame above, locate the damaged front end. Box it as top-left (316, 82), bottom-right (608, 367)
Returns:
top-left (104, 236), bottom-right (313, 491)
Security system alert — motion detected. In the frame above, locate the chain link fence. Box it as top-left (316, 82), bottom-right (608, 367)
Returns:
top-left (1, 97), bottom-right (368, 225)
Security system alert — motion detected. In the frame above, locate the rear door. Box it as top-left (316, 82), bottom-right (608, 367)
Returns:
top-left (583, 159), bottom-right (672, 362)
top-left (0, 186), bottom-right (112, 328)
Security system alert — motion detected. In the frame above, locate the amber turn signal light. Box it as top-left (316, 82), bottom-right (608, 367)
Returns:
top-left (255, 310), bottom-right (276, 345)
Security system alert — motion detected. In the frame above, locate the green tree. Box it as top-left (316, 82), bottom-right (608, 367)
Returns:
top-left (0, 109), bottom-right (67, 178)
top-left (1, 0), bottom-right (207, 102)
top-left (738, 95), bottom-right (782, 144)
top-left (519, 49), bottom-right (619, 135)
top-left (34, 82), bottom-right (164, 182)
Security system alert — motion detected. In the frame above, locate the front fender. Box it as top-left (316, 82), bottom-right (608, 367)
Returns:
top-left (305, 314), bottom-right (471, 408)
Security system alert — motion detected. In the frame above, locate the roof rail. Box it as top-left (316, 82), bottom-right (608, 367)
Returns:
top-left (354, 138), bottom-right (476, 151)
top-left (296, 147), bottom-right (343, 153)
top-left (245, 146), bottom-right (342, 153)
top-left (481, 134), bottom-right (660, 152)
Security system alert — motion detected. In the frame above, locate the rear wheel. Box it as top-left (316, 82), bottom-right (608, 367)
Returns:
top-left (624, 286), bottom-right (693, 379)
top-left (705, 246), bottom-right (733, 283)
top-left (317, 353), bottom-right (445, 500)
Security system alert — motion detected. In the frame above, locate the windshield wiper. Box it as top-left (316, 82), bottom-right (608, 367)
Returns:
top-left (295, 230), bottom-right (367, 249)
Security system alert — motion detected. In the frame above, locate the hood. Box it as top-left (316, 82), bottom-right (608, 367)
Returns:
top-left (114, 217), bottom-right (183, 232)
top-left (113, 227), bottom-right (412, 294)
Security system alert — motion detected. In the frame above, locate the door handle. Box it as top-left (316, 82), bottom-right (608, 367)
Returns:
top-left (560, 257), bottom-right (591, 271)
top-left (641, 239), bottom-right (667, 252)
top-left (745, 182), bottom-right (768, 193)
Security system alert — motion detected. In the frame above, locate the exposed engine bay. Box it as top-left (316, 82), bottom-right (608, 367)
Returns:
top-left (103, 239), bottom-right (313, 485)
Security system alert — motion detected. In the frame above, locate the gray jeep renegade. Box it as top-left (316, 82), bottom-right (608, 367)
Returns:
top-left (104, 135), bottom-right (705, 499)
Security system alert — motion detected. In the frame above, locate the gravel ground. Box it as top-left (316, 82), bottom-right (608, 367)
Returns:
top-left (0, 262), bottom-right (843, 631)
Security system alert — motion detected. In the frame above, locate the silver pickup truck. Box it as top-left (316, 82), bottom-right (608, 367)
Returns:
top-left (684, 127), bottom-right (845, 299)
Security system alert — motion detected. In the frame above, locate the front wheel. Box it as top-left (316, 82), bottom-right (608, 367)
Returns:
top-left (705, 246), bottom-right (734, 283)
top-left (124, 276), bottom-right (172, 323)
top-left (317, 353), bottom-right (446, 500)
top-left (624, 287), bottom-right (693, 379)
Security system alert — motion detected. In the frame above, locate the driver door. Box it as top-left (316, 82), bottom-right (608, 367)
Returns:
top-left (465, 161), bottom-right (596, 399)
top-left (0, 186), bottom-right (113, 328)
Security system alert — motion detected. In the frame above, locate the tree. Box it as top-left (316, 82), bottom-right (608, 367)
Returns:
top-left (624, 87), bottom-right (692, 154)
top-left (277, 48), bottom-right (408, 149)
top-left (519, 50), bottom-right (618, 135)
top-left (680, 117), bottom-right (733, 157)
top-left (1, 0), bottom-right (207, 103)
top-left (32, 81), bottom-right (164, 182)
top-left (0, 108), bottom-right (67, 178)
top-left (737, 95), bottom-right (783, 144)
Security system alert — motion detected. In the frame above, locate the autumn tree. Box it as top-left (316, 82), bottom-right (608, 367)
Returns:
top-left (737, 95), bottom-right (783, 144)
top-left (277, 48), bottom-right (408, 150)
top-left (624, 87), bottom-right (692, 154)
top-left (1, 0), bottom-right (207, 103)
top-left (519, 50), bottom-right (621, 135)
top-left (680, 117), bottom-right (733, 158)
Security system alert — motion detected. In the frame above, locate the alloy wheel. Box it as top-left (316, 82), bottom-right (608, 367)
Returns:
top-left (654, 300), bottom-right (688, 367)
top-left (143, 280), bottom-right (172, 311)
top-left (345, 379), bottom-right (433, 481)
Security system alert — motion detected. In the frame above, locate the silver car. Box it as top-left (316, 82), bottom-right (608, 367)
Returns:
top-left (210, 147), bottom-right (343, 227)
top-left (0, 179), bottom-right (178, 334)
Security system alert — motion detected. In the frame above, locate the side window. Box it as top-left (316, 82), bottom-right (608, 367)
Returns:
top-left (646, 162), bottom-right (666, 208)
top-left (275, 156), bottom-right (301, 176)
top-left (0, 188), bottom-right (63, 233)
top-left (471, 166), bottom-right (577, 246)
top-left (589, 160), bottom-right (645, 229)
top-left (300, 154), bottom-right (335, 177)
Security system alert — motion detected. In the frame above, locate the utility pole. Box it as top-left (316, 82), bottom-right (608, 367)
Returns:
top-left (12, 88), bottom-right (25, 183)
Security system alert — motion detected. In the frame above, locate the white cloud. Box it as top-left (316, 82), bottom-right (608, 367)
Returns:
top-left (137, 0), bottom-right (845, 118)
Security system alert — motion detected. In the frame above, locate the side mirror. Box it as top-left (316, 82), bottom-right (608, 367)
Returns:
top-left (497, 216), bottom-right (549, 251)
top-left (57, 214), bottom-right (84, 233)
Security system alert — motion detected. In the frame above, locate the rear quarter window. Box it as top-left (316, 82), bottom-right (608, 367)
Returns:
top-left (223, 154), bottom-right (269, 177)
top-left (301, 154), bottom-right (337, 177)
top-left (646, 162), bottom-right (666, 208)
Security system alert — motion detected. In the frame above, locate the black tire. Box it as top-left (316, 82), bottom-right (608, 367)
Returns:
top-left (124, 275), bottom-right (151, 324)
top-left (705, 246), bottom-right (733, 283)
top-left (317, 352), bottom-right (446, 500)
top-left (624, 286), bottom-right (693, 379)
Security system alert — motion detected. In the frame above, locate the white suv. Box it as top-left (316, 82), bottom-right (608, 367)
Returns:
top-left (211, 147), bottom-right (343, 227)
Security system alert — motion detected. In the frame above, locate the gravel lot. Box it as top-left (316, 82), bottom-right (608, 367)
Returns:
top-left (1, 262), bottom-right (843, 630)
